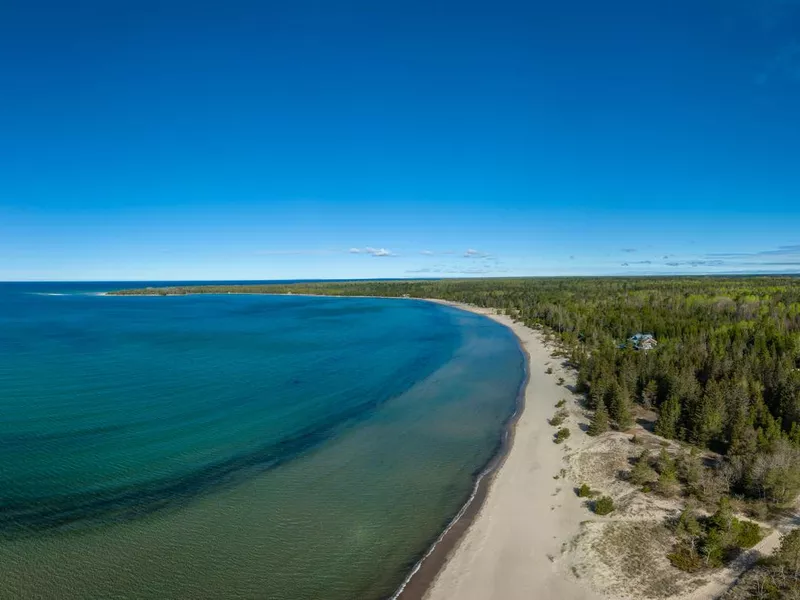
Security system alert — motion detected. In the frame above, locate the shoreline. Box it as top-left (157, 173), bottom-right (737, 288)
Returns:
top-left (390, 299), bottom-right (530, 600)
top-left (103, 290), bottom-right (599, 599)
top-left (409, 300), bottom-right (599, 600)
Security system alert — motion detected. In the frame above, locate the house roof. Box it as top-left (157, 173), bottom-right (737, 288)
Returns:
top-left (629, 333), bottom-right (655, 342)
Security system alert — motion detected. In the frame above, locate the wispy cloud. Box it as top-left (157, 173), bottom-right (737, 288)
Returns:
top-left (406, 260), bottom-right (508, 275)
top-left (420, 250), bottom-right (435, 255)
top-left (664, 260), bottom-right (725, 267)
top-left (621, 248), bottom-right (637, 253)
top-left (464, 248), bottom-right (491, 259)
top-left (621, 260), bottom-right (653, 266)
top-left (366, 247), bottom-right (396, 257)
top-left (706, 244), bottom-right (800, 259)
top-left (348, 247), bottom-right (397, 257)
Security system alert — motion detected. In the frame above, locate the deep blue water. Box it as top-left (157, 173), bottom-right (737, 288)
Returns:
top-left (0, 282), bottom-right (524, 598)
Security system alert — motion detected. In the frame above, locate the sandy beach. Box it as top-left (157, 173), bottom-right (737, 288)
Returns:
top-left (415, 301), bottom-right (601, 600)
top-left (411, 300), bottom-right (787, 600)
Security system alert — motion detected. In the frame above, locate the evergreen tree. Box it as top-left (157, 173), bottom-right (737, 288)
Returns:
top-left (675, 508), bottom-right (703, 557)
top-left (710, 496), bottom-right (735, 543)
top-left (588, 397), bottom-right (610, 436)
top-left (655, 394), bottom-right (681, 439)
top-left (629, 449), bottom-right (656, 486)
top-left (677, 449), bottom-right (702, 493)
top-left (656, 448), bottom-right (681, 496)
top-left (610, 383), bottom-right (634, 430)
top-left (657, 465), bottom-right (681, 497)
top-left (701, 528), bottom-right (726, 568)
top-left (778, 529), bottom-right (800, 578)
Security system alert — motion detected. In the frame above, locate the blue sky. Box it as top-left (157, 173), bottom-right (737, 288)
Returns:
top-left (1, 0), bottom-right (799, 280)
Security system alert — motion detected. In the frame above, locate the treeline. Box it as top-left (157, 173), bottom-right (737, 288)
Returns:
top-left (113, 277), bottom-right (800, 505)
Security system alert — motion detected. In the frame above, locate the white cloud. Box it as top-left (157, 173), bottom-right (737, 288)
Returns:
top-left (363, 247), bottom-right (396, 257)
top-left (463, 248), bottom-right (490, 258)
top-left (420, 250), bottom-right (435, 255)
top-left (349, 248), bottom-right (362, 254)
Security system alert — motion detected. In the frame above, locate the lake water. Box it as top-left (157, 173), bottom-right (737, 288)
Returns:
top-left (0, 283), bottom-right (524, 599)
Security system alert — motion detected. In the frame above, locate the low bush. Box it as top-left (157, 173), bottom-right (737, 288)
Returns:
top-left (667, 546), bottom-right (704, 572)
top-left (578, 484), bottom-right (592, 498)
top-left (555, 399), bottom-right (567, 408)
top-left (554, 428), bottom-right (571, 444)
top-left (594, 496), bottom-right (615, 515)
top-left (548, 408), bottom-right (569, 427)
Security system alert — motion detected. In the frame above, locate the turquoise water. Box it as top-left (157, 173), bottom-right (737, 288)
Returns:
top-left (0, 283), bottom-right (524, 599)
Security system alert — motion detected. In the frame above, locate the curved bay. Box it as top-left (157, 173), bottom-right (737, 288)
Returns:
top-left (0, 287), bottom-right (524, 599)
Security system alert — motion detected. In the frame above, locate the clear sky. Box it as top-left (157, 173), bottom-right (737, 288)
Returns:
top-left (1, 0), bottom-right (799, 281)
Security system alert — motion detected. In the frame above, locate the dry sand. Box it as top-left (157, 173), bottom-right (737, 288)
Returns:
top-left (415, 300), bottom-right (785, 600)
top-left (421, 301), bottom-right (602, 600)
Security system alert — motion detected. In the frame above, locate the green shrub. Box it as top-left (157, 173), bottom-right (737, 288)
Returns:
top-left (554, 428), bottom-right (571, 444)
top-left (557, 377), bottom-right (565, 385)
top-left (545, 367), bottom-right (554, 374)
top-left (578, 483), bottom-right (592, 498)
top-left (734, 520), bottom-right (763, 549)
top-left (555, 399), bottom-right (567, 408)
top-left (594, 496), bottom-right (615, 515)
top-left (667, 546), bottom-right (704, 572)
top-left (630, 450), bottom-right (657, 486)
top-left (548, 408), bottom-right (569, 427)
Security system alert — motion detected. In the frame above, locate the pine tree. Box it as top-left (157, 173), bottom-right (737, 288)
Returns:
top-left (655, 394), bottom-right (681, 439)
top-left (710, 496), bottom-right (735, 543)
top-left (610, 383), bottom-right (634, 430)
top-left (654, 448), bottom-right (679, 496)
top-left (677, 449), bottom-right (702, 492)
top-left (675, 508), bottom-right (703, 557)
top-left (777, 529), bottom-right (800, 578)
top-left (588, 397), bottom-right (610, 436)
top-left (657, 466), bottom-right (681, 497)
top-left (630, 449), bottom-right (656, 486)
top-left (698, 380), bottom-right (726, 446)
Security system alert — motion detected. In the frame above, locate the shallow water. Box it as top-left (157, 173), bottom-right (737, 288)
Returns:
top-left (0, 283), bottom-right (524, 599)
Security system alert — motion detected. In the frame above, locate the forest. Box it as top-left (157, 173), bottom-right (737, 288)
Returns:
top-left (114, 277), bottom-right (800, 509)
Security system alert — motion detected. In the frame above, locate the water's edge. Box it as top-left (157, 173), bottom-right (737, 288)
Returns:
top-left (391, 300), bottom-right (531, 600)
top-left (97, 291), bottom-right (530, 600)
